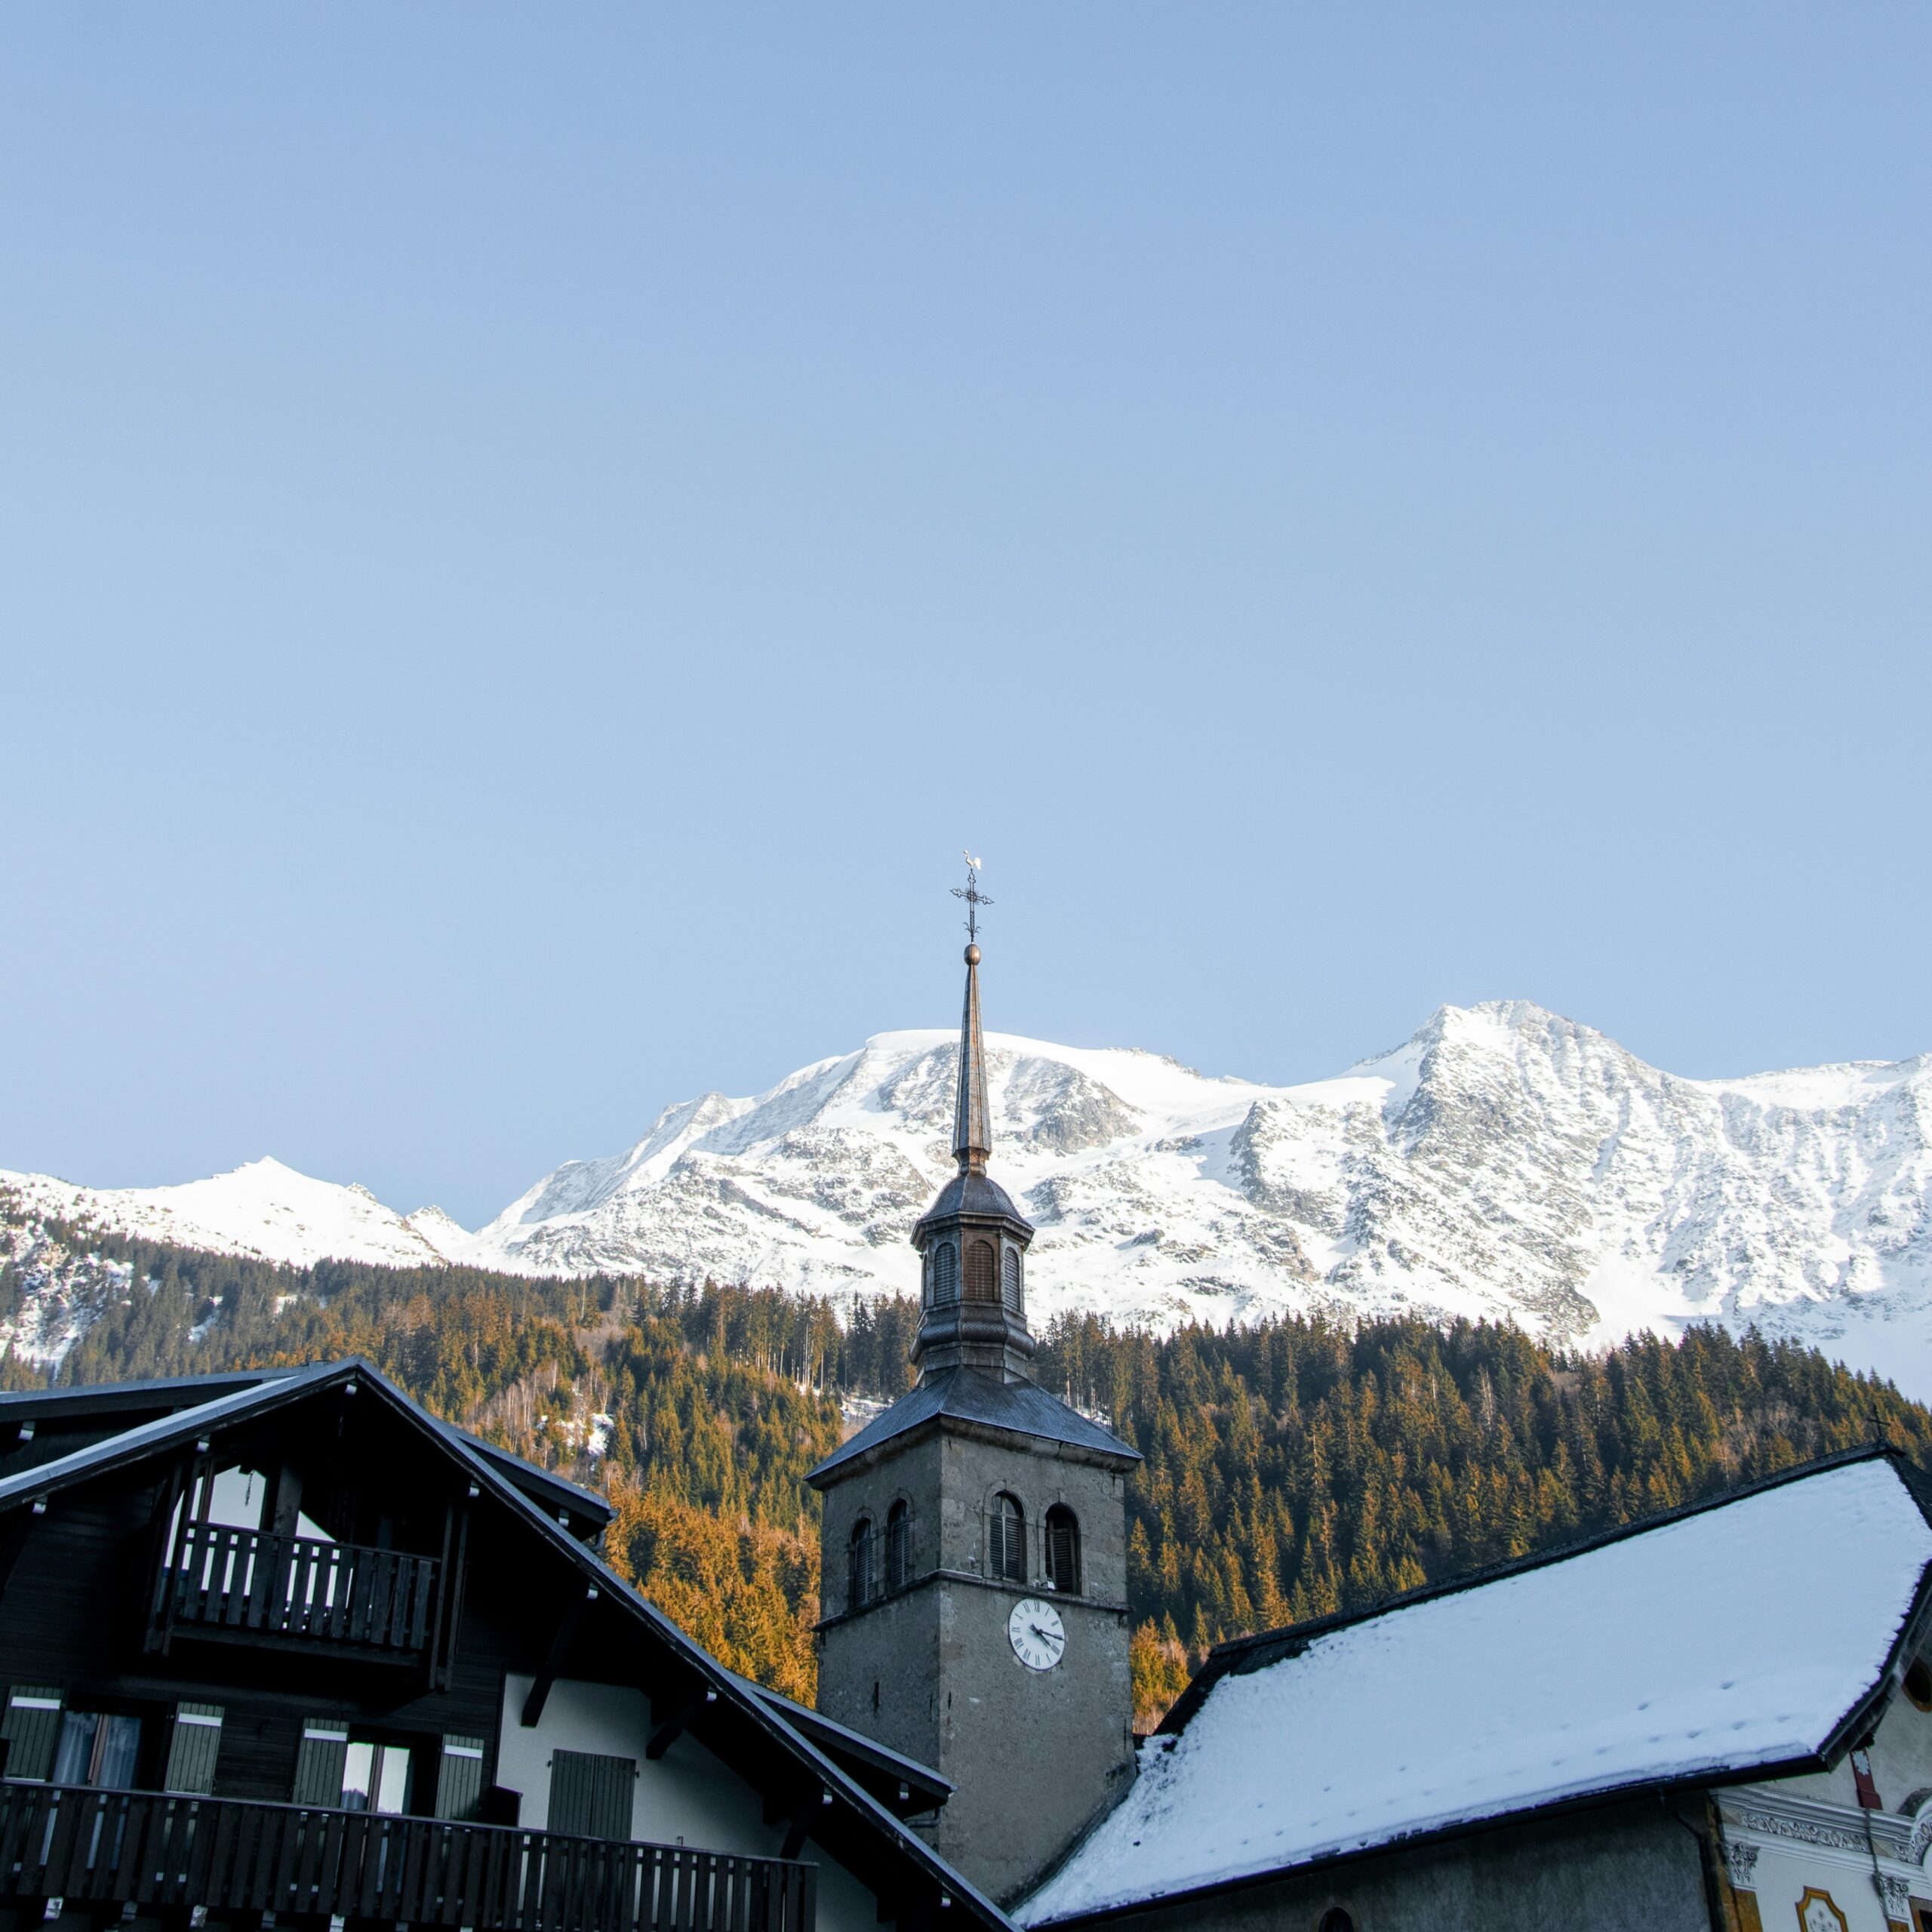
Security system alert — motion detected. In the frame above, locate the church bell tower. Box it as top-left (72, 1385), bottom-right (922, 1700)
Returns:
top-left (808, 880), bottom-right (1141, 1906)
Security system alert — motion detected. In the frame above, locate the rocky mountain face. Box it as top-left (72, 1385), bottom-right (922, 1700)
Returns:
top-left (7, 1002), bottom-right (1931, 1393)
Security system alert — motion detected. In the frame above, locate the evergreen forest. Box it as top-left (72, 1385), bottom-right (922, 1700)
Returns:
top-left (7, 1206), bottom-right (1930, 1727)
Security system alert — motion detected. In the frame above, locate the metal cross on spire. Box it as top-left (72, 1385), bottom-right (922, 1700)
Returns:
top-left (952, 851), bottom-right (992, 943)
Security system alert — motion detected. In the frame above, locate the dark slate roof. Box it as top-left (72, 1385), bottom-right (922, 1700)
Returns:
top-left (0, 1370), bottom-right (611, 1535)
top-left (731, 1672), bottom-right (955, 1809)
top-left (808, 1368), bottom-right (1140, 1486)
top-left (913, 1172), bottom-right (1031, 1229)
top-left (441, 1420), bottom-right (614, 1533)
top-left (0, 1370), bottom-right (288, 1420)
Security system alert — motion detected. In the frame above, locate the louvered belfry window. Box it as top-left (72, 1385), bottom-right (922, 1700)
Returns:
top-left (989, 1493), bottom-right (1026, 1583)
top-left (886, 1500), bottom-right (910, 1592)
top-left (965, 1239), bottom-right (998, 1301)
top-left (1001, 1247), bottom-right (1023, 1311)
top-left (849, 1516), bottom-right (875, 1611)
top-left (1045, 1506), bottom-right (1081, 1596)
top-left (933, 1242), bottom-right (958, 1303)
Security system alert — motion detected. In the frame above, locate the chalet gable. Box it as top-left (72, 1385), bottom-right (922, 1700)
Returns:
top-left (0, 1358), bottom-right (1012, 1932)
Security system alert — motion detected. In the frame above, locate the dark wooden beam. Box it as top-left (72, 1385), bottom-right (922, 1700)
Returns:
top-left (0, 1506), bottom-right (36, 1607)
top-left (646, 1685), bottom-right (717, 1761)
top-left (777, 1786), bottom-right (832, 1860)
top-left (520, 1583), bottom-right (598, 1727)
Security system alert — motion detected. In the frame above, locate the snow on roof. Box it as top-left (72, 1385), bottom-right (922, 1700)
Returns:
top-left (1020, 1455), bottom-right (1932, 1927)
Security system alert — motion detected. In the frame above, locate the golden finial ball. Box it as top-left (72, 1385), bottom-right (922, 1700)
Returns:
top-left (964, 943), bottom-right (982, 965)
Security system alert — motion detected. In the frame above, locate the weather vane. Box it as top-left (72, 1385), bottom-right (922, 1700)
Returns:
top-left (952, 851), bottom-right (992, 944)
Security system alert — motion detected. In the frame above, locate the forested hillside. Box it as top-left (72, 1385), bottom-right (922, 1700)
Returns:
top-left (7, 1201), bottom-right (1930, 1726)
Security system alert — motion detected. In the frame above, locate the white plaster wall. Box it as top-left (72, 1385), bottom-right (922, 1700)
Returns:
top-left (497, 1674), bottom-right (884, 1932)
top-left (1739, 1835), bottom-right (1895, 1932)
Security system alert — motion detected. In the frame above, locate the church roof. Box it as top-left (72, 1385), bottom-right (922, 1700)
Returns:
top-left (807, 1367), bottom-right (1141, 1486)
top-left (912, 1170), bottom-right (1029, 1229)
top-left (1018, 1449), bottom-right (1932, 1927)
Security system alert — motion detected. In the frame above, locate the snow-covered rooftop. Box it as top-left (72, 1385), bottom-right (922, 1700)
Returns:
top-left (1020, 1454), bottom-right (1932, 1927)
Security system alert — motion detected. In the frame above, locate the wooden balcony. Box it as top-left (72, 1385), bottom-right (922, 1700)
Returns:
top-left (151, 1524), bottom-right (441, 1662)
top-left (0, 1783), bottom-right (816, 1932)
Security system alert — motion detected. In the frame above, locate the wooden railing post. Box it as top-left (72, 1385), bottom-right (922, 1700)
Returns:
top-left (0, 1786), bottom-right (814, 1932)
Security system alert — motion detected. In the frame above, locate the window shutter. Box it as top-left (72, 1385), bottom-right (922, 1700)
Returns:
top-left (886, 1503), bottom-right (909, 1593)
top-left (2, 1687), bottom-right (63, 1782)
top-left (848, 1518), bottom-right (875, 1611)
top-left (165, 1703), bottom-right (223, 1795)
top-left (435, 1735), bottom-right (487, 1820)
top-left (549, 1749), bottom-right (634, 1842)
top-left (1046, 1508), bottom-right (1081, 1596)
top-left (292, 1721), bottom-right (349, 1807)
top-left (991, 1495), bottom-right (1026, 1583)
top-left (965, 1240), bottom-right (997, 1301)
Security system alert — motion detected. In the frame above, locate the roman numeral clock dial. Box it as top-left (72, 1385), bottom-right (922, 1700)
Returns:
top-left (1008, 1596), bottom-right (1066, 1671)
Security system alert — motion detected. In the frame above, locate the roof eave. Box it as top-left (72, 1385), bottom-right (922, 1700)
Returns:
top-left (1023, 1752), bottom-right (1838, 1931)
top-left (809, 1406), bottom-right (1138, 1489)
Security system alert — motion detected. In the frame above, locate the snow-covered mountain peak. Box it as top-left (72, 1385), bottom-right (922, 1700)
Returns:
top-left (5, 1002), bottom-right (1932, 1395)
top-left (0, 1155), bottom-right (457, 1271)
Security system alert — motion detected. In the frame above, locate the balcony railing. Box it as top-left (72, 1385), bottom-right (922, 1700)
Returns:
top-left (155, 1522), bottom-right (440, 1659)
top-left (0, 1783), bottom-right (815, 1932)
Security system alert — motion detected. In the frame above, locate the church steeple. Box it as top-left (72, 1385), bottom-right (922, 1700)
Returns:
top-left (909, 863), bottom-right (1036, 1383)
top-left (953, 943), bottom-right (992, 1174)
top-left (808, 858), bottom-right (1141, 1906)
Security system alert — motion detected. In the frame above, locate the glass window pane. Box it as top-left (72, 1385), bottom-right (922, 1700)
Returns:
top-left (340, 1740), bottom-right (375, 1810)
top-left (94, 1715), bottom-right (141, 1790)
top-left (374, 1745), bottom-right (410, 1815)
top-left (206, 1467), bottom-right (264, 1531)
top-left (52, 1712), bottom-right (98, 1786)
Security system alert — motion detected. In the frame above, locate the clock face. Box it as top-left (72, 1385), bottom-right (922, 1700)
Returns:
top-left (1008, 1596), bottom-right (1066, 1672)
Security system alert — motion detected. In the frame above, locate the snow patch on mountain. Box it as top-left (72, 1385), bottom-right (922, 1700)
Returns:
top-left (4, 1004), bottom-right (1930, 1395)
top-left (0, 1158), bottom-right (452, 1271)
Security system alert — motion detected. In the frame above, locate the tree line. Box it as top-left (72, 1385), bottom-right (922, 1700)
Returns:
top-left (6, 1209), bottom-right (1928, 1724)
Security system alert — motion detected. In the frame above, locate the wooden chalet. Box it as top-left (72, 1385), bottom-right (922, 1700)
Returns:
top-left (0, 1360), bottom-right (1004, 1932)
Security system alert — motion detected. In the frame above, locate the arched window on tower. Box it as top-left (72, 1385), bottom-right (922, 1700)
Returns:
top-left (886, 1500), bottom-right (910, 1593)
top-left (965, 1238), bottom-right (998, 1301)
top-left (933, 1242), bottom-right (958, 1304)
top-left (848, 1517), bottom-right (875, 1612)
top-left (1001, 1247), bottom-right (1023, 1312)
top-left (989, 1493), bottom-right (1026, 1583)
top-left (1045, 1505), bottom-right (1081, 1596)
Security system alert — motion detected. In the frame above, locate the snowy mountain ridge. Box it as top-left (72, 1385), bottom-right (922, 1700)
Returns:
top-left (6, 1001), bottom-right (1932, 1395)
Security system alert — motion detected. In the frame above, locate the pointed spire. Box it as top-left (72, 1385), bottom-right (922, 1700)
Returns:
top-left (953, 943), bottom-right (991, 1174)
top-left (912, 857), bottom-right (1035, 1384)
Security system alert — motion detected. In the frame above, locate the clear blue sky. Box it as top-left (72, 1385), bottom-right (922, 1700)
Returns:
top-left (2, 5), bottom-right (1927, 1229)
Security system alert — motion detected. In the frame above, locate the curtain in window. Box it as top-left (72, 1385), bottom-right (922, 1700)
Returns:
top-left (51, 1711), bottom-right (140, 1789)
